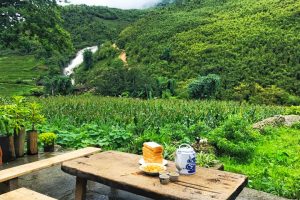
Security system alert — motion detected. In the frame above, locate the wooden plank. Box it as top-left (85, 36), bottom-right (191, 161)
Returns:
top-left (0, 187), bottom-right (57, 200)
top-left (75, 177), bottom-right (87, 200)
top-left (0, 147), bottom-right (101, 183)
top-left (62, 151), bottom-right (248, 200)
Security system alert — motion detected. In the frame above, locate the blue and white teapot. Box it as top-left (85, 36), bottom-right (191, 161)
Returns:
top-left (175, 144), bottom-right (196, 175)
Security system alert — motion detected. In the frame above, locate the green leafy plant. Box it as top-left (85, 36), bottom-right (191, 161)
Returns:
top-left (27, 102), bottom-right (46, 131)
top-left (285, 106), bottom-right (300, 115)
top-left (196, 152), bottom-right (219, 168)
top-left (188, 74), bottom-right (221, 99)
top-left (209, 115), bottom-right (260, 160)
top-left (11, 96), bottom-right (29, 134)
top-left (39, 132), bottom-right (58, 146)
top-left (0, 105), bottom-right (17, 136)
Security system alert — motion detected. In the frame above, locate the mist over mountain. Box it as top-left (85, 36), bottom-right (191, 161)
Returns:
top-left (58, 0), bottom-right (163, 9)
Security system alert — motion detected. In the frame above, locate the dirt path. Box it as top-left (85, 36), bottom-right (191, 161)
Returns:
top-left (119, 51), bottom-right (127, 63)
top-left (113, 43), bottom-right (127, 64)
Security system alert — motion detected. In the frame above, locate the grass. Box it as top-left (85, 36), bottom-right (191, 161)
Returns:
top-left (0, 55), bottom-right (46, 96)
top-left (221, 127), bottom-right (300, 199)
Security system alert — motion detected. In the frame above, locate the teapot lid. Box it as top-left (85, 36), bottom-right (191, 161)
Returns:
top-left (177, 144), bottom-right (194, 153)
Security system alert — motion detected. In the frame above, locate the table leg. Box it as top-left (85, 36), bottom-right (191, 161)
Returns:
top-left (75, 177), bottom-right (87, 200)
top-left (0, 178), bottom-right (19, 193)
top-left (109, 187), bottom-right (118, 200)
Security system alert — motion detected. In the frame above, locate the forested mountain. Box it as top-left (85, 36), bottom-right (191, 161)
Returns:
top-left (0, 0), bottom-right (74, 67)
top-left (1, 0), bottom-right (300, 105)
top-left (90, 0), bottom-right (299, 104)
top-left (61, 5), bottom-right (144, 49)
top-left (0, 1), bottom-right (143, 96)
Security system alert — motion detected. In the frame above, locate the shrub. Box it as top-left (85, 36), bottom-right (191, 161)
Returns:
top-left (285, 106), bottom-right (300, 115)
top-left (196, 152), bottom-right (219, 168)
top-left (83, 49), bottom-right (93, 70)
top-left (39, 132), bottom-right (57, 146)
top-left (43, 75), bottom-right (73, 96)
top-left (188, 74), bottom-right (221, 99)
top-left (209, 115), bottom-right (259, 160)
top-left (291, 122), bottom-right (300, 130)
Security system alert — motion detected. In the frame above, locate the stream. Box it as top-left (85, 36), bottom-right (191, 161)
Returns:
top-left (63, 46), bottom-right (98, 84)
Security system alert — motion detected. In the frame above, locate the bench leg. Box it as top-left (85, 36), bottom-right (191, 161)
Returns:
top-left (109, 187), bottom-right (118, 200)
top-left (75, 177), bottom-right (87, 200)
top-left (0, 178), bottom-right (19, 193)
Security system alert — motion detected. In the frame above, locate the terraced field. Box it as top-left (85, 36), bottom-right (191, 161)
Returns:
top-left (0, 55), bottom-right (45, 96)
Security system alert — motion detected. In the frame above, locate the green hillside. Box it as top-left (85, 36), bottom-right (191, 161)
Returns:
top-left (110, 0), bottom-right (300, 103)
top-left (61, 5), bottom-right (145, 49)
top-left (0, 3), bottom-right (143, 96)
top-left (0, 55), bottom-right (45, 96)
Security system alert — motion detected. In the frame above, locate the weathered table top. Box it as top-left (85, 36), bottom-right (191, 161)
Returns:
top-left (61, 151), bottom-right (247, 200)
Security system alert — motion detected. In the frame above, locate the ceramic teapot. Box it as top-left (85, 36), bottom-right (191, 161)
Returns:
top-left (175, 144), bottom-right (196, 175)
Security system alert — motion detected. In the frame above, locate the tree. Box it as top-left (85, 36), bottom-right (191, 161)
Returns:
top-left (44, 75), bottom-right (73, 96)
top-left (188, 74), bottom-right (221, 99)
top-left (0, 0), bottom-right (74, 62)
top-left (83, 49), bottom-right (93, 70)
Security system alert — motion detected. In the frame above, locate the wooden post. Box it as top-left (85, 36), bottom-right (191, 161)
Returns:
top-left (0, 178), bottom-right (19, 193)
top-left (0, 146), bottom-right (2, 165)
top-left (109, 187), bottom-right (118, 200)
top-left (75, 177), bottom-right (87, 200)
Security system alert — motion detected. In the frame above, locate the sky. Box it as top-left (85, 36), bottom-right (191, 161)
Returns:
top-left (58, 0), bottom-right (162, 9)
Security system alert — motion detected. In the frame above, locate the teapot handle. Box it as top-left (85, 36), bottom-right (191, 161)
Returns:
top-left (179, 143), bottom-right (192, 149)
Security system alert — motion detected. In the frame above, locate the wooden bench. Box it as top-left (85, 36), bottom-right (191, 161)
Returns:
top-left (0, 187), bottom-right (57, 200)
top-left (0, 147), bottom-right (101, 193)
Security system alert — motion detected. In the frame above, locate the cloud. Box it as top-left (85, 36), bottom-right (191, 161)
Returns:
top-left (60, 0), bottom-right (162, 9)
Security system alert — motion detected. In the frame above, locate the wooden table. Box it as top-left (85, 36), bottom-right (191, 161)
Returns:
top-left (61, 151), bottom-right (247, 200)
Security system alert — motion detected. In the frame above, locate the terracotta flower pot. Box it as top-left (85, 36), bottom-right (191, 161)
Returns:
top-left (27, 130), bottom-right (38, 155)
top-left (0, 135), bottom-right (16, 162)
top-left (14, 127), bottom-right (26, 157)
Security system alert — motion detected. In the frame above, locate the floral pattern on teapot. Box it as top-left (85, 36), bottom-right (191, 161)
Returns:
top-left (186, 155), bottom-right (196, 173)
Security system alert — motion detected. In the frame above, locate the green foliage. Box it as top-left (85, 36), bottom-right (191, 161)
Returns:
top-left (39, 132), bottom-right (57, 145)
top-left (291, 122), bottom-right (300, 130)
top-left (188, 74), bottom-right (221, 99)
top-left (27, 102), bottom-right (45, 131)
top-left (117, 0), bottom-right (300, 103)
top-left (196, 152), bottom-right (219, 168)
top-left (61, 5), bottom-right (144, 49)
top-left (209, 115), bottom-right (259, 160)
top-left (76, 45), bottom-right (160, 99)
top-left (83, 50), bottom-right (93, 70)
top-left (0, 105), bottom-right (15, 135)
top-left (221, 127), bottom-right (300, 199)
top-left (0, 55), bottom-right (46, 97)
top-left (43, 75), bottom-right (73, 96)
top-left (32, 95), bottom-right (299, 198)
top-left (0, 0), bottom-right (74, 64)
top-left (234, 83), bottom-right (300, 105)
top-left (285, 106), bottom-right (300, 115)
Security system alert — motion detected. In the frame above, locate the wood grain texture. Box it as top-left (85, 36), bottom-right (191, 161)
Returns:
top-left (0, 147), bottom-right (101, 183)
top-left (62, 151), bottom-right (247, 200)
top-left (0, 187), bottom-right (57, 200)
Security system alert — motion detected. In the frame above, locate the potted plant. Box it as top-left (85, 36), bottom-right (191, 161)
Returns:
top-left (26, 102), bottom-right (45, 155)
top-left (39, 132), bottom-right (57, 152)
top-left (12, 96), bottom-right (29, 157)
top-left (0, 105), bottom-right (16, 162)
